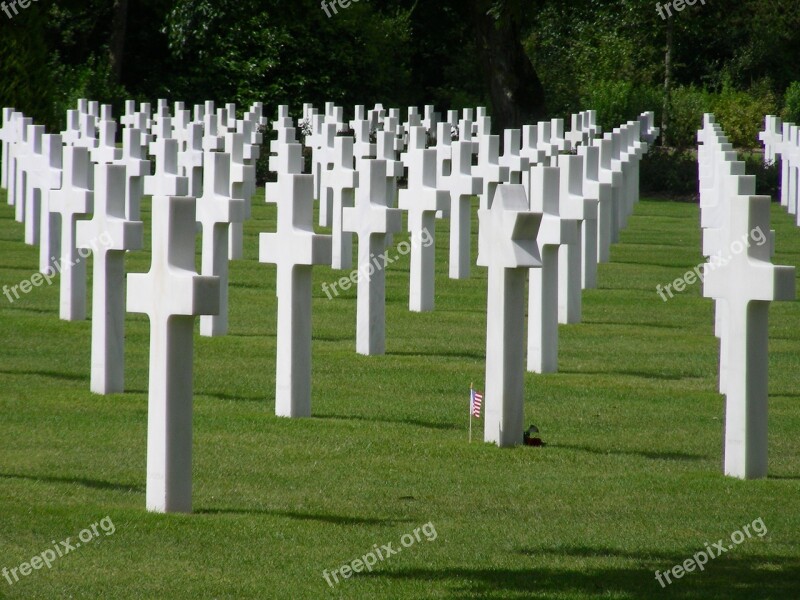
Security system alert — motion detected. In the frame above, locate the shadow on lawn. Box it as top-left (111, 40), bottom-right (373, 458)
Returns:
top-left (314, 413), bottom-right (459, 432)
top-left (196, 507), bottom-right (411, 526)
top-left (364, 547), bottom-right (800, 599)
top-left (547, 443), bottom-right (707, 462)
top-left (580, 318), bottom-right (684, 330)
top-left (0, 471), bottom-right (142, 493)
top-left (558, 367), bottom-right (693, 381)
top-left (387, 349), bottom-right (485, 361)
top-left (0, 368), bottom-right (86, 383)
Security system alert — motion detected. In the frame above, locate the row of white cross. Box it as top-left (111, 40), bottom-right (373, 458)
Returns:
top-left (0, 98), bottom-right (658, 512)
top-left (759, 114), bottom-right (800, 224)
top-left (700, 114), bottom-right (795, 479)
top-left (261, 104), bottom-right (659, 450)
top-left (0, 98), bottom-right (263, 512)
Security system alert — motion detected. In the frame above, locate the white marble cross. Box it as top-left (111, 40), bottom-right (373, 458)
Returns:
top-left (317, 122), bottom-right (337, 227)
top-left (197, 150), bottom-right (243, 337)
top-left (326, 135), bottom-right (358, 270)
top-left (527, 165), bottom-right (578, 374)
top-left (499, 129), bottom-right (530, 185)
top-left (352, 119), bottom-right (375, 169)
top-left (13, 115), bottom-right (32, 222)
top-left (0, 107), bottom-right (14, 190)
top-left (61, 110), bottom-right (82, 146)
top-left (439, 140), bottom-right (482, 279)
top-left (477, 184), bottom-right (542, 447)
top-left (36, 133), bottom-right (64, 275)
top-left (77, 163), bottom-right (143, 394)
top-left (91, 119), bottom-right (122, 165)
top-left (704, 193), bottom-right (795, 479)
top-left (179, 122), bottom-right (204, 198)
top-left (116, 128), bottom-right (151, 222)
top-left (597, 137), bottom-right (623, 243)
top-left (74, 113), bottom-right (98, 152)
top-left (202, 112), bottom-right (222, 153)
top-left (49, 145), bottom-right (93, 321)
top-left (121, 100), bottom-right (137, 129)
top-left (266, 126), bottom-right (304, 204)
top-left (398, 144), bottom-right (449, 312)
top-left (225, 131), bottom-right (256, 260)
top-left (23, 124), bottom-right (46, 246)
top-left (259, 169), bottom-right (332, 418)
top-left (520, 125), bottom-right (547, 170)
top-left (758, 115), bottom-right (783, 165)
top-left (578, 144), bottom-right (613, 265)
top-left (474, 134), bottom-right (510, 212)
top-left (127, 194), bottom-right (219, 513)
top-left (435, 122), bottom-right (453, 190)
top-left (555, 154), bottom-right (594, 323)
top-left (144, 137), bottom-right (188, 198)
top-left (474, 134), bottom-right (510, 253)
top-left (342, 159), bottom-right (403, 355)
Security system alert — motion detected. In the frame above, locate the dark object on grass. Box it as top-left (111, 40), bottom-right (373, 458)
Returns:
top-left (523, 425), bottom-right (542, 447)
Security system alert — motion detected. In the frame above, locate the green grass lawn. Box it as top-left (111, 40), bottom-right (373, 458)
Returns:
top-left (0, 186), bottom-right (798, 599)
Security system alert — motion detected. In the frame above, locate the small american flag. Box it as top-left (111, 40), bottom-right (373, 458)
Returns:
top-left (470, 388), bottom-right (483, 419)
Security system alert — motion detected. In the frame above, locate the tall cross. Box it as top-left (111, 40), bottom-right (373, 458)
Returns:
top-left (527, 165), bottom-right (578, 374)
top-left (61, 110), bottom-right (81, 146)
top-left (224, 131), bottom-right (256, 260)
top-left (144, 138), bottom-right (188, 198)
top-left (265, 126), bottom-right (303, 205)
top-left (499, 129), bottom-right (530, 185)
top-left (439, 140), bottom-right (482, 280)
top-left (127, 194), bottom-right (219, 513)
top-left (23, 124), bottom-right (46, 247)
top-left (49, 145), bottom-right (92, 321)
top-left (474, 134), bottom-right (510, 254)
top-left (577, 144), bottom-right (613, 265)
top-left (178, 122), bottom-right (204, 198)
top-left (398, 145), bottom-right (449, 312)
top-left (76, 163), bottom-right (143, 394)
top-left (326, 136), bottom-right (358, 270)
top-left (196, 150), bottom-right (244, 337)
top-left (36, 133), bottom-right (64, 275)
top-left (259, 171), bottom-right (332, 418)
top-left (317, 122), bottom-right (338, 227)
top-left (477, 184), bottom-right (542, 447)
top-left (597, 137), bottom-right (623, 243)
top-left (91, 120), bottom-right (122, 165)
top-left (116, 128), bottom-right (151, 221)
top-left (342, 159), bottom-right (402, 355)
top-left (555, 154), bottom-right (595, 324)
top-left (0, 107), bottom-right (14, 190)
top-left (704, 192), bottom-right (795, 479)
top-left (13, 115), bottom-right (32, 222)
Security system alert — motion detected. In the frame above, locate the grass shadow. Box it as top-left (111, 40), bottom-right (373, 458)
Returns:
top-left (195, 507), bottom-right (412, 526)
top-left (548, 443), bottom-right (707, 462)
top-left (0, 471), bottom-right (143, 493)
top-left (0, 368), bottom-right (86, 383)
top-left (314, 413), bottom-right (460, 432)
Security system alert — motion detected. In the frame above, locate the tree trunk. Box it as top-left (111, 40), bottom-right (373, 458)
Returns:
top-left (108, 0), bottom-right (129, 84)
top-left (471, 1), bottom-right (547, 132)
top-left (662, 17), bottom-right (673, 147)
